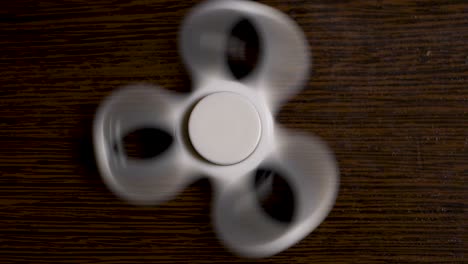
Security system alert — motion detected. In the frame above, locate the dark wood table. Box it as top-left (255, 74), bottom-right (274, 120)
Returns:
top-left (1, 0), bottom-right (466, 263)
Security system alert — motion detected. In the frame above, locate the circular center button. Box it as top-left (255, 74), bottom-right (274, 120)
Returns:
top-left (188, 92), bottom-right (261, 165)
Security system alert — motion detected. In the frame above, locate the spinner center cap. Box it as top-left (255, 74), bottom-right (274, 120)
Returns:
top-left (188, 92), bottom-right (261, 165)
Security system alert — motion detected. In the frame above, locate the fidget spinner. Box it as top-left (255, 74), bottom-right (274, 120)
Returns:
top-left (94, 0), bottom-right (339, 258)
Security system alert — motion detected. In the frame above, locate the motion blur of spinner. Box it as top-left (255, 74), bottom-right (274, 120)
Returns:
top-left (93, 0), bottom-right (339, 258)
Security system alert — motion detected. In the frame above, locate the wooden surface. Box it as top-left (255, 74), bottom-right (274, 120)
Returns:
top-left (0, 0), bottom-right (467, 263)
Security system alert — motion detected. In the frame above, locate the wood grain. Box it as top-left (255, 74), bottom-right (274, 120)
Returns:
top-left (0, 0), bottom-right (466, 263)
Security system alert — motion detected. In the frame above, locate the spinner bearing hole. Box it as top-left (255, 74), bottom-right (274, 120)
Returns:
top-left (254, 169), bottom-right (295, 223)
top-left (122, 128), bottom-right (173, 159)
top-left (226, 18), bottom-right (261, 80)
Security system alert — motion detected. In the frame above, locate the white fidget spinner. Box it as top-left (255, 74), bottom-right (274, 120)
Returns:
top-left (94, 0), bottom-right (339, 258)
